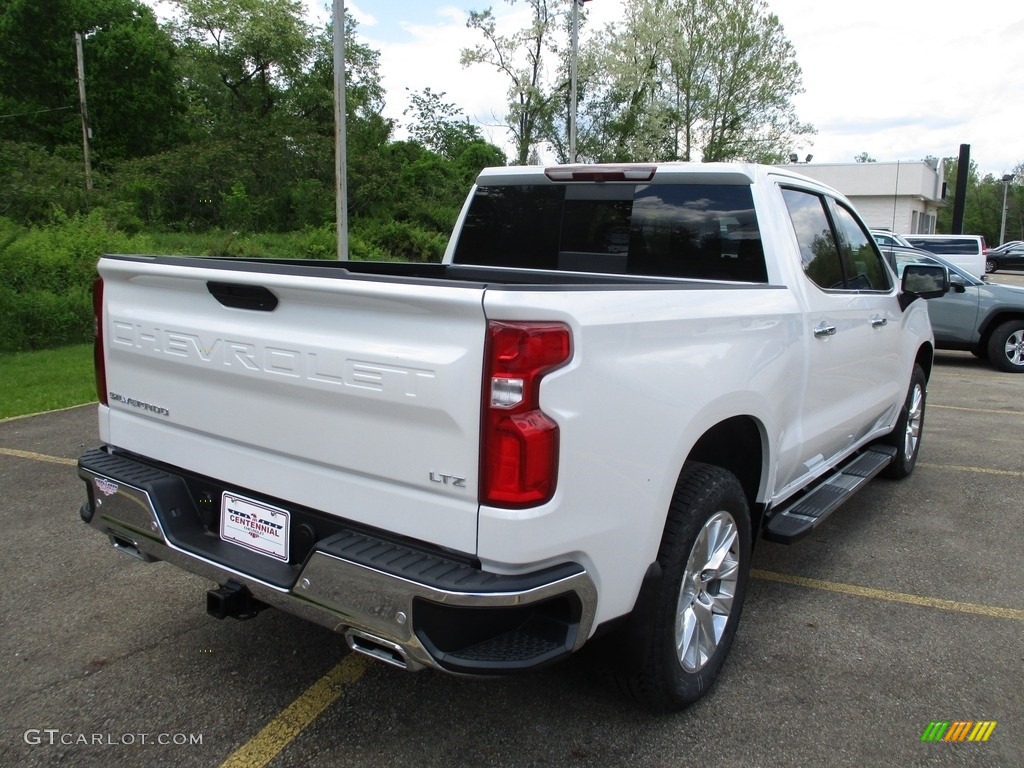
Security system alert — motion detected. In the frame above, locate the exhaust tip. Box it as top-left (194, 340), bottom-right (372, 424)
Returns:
top-left (345, 629), bottom-right (413, 670)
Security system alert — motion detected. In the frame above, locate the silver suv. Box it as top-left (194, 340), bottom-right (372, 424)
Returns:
top-left (890, 247), bottom-right (1024, 372)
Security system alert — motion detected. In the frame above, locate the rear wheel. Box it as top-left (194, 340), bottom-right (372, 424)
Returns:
top-left (985, 259), bottom-right (997, 274)
top-left (986, 320), bottom-right (1024, 373)
top-left (881, 364), bottom-right (926, 479)
top-left (618, 463), bottom-right (751, 711)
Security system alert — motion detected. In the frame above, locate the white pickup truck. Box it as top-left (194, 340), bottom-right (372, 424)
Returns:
top-left (77, 163), bottom-right (948, 711)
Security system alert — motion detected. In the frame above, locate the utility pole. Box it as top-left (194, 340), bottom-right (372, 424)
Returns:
top-left (333, 0), bottom-right (349, 260)
top-left (74, 32), bottom-right (93, 192)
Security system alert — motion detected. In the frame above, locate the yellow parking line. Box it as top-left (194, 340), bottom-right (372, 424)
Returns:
top-left (218, 655), bottom-right (368, 768)
top-left (917, 461), bottom-right (1024, 478)
top-left (752, 569), bottom-right (1024, 621)
top-left (0, 446), bottom-right (76, 466)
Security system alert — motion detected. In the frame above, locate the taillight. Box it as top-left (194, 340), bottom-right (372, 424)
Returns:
top-left (93, 277), bottom-right (107, 405)
top-left (481, 321), bottom-right (572, 507)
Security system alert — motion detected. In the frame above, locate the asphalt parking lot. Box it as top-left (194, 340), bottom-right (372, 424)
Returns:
top-left (2, 282), bottom-right (1022, 767)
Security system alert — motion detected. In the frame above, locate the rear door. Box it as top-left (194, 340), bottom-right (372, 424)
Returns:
top-left (779, 188), bottom-right (901, 484)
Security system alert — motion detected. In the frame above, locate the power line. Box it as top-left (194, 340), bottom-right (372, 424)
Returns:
top-left (0, 105), bottom-right (74, 120)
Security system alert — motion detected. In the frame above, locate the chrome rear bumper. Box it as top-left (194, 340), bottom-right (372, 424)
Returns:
top-left (78, 447), bottom-right (598, 674)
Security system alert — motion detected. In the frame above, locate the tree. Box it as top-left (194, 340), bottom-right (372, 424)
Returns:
top-left (934, 157), bottom-right (1024, 246)
top-left (403, 87), bottom-right (486, 160)
top-left (461, 0), bottom-right (566, 164)
top-left (854, 152), bottom-right (876, 163)
top-left (573, 0), bottom-right (678, 162)
top-left (0, 0), bottom-right (183, 160)
top-left (171, 0), bottom-right (314, 125)
top-left (580, 0), bottom-right (813, 163)
top-left (168, 0), bottom-right (393, 230)
top-left (286, 15), bottom-right (393, 220)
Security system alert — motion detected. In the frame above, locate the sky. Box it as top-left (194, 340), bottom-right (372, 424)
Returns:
top-left (155, 1), bottom-right (1024, 177)
top-left (329, 0), bottom-right (1024, 177)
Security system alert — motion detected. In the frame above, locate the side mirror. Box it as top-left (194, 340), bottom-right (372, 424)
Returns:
top-left (950, 277), bottom-right (967, 294)
top-left (899, 264), bottom-right (949, 310)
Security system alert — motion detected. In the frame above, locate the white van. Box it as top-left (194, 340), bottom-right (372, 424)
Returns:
top-left (903, 235), bottom-right (987, 278)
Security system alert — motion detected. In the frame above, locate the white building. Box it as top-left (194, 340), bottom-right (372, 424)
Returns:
top-left (780, 160), bottom-right (946, 235)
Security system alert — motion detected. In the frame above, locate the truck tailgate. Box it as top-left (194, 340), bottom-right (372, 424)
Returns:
top-left (98, 257), bottom-right (487, 555)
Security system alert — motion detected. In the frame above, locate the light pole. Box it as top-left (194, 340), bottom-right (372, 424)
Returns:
top-left (333, 0), bottom-right (348, 260)
top-left (999, 173), bottom-right (1013, 246)
top-left (569, 0), bottom-right (591, 163)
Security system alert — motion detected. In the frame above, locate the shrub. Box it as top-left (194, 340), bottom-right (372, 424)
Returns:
top-left (359, 219), bottom-right (447, 263)
top-left (0, 141), bottom-right (92, 224)
top-left (291, 180), bottom-right (334, 229)
top-left (0, 210), bottom-right (151, 351)
top-left (0, 285), bottom-right (93, 353)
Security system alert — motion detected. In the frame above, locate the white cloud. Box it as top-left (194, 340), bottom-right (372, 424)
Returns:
top-left (767, 0), bottom-right (1024, 175)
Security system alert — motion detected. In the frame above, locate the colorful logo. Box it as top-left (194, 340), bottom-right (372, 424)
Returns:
top-left (94, 478), bottom-right (120, 497)
top-left (921, 721), bottom-right (997, 742)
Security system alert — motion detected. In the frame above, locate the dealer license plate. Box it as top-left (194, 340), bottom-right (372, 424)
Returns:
top-left (220, 492), bottom-right (291, 562)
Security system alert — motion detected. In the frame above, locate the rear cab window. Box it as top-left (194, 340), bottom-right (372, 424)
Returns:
top-left (452, 182), bottom-right (768, 283)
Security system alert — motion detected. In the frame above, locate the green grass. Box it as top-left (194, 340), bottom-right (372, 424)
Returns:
top-left (0, 343), bottom-right (96, 419)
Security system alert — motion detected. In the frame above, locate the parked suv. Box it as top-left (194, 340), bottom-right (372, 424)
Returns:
top-left (889, 246), bottom-right (1024, 372)
top-left (903, 234), bottom-right (986, 278)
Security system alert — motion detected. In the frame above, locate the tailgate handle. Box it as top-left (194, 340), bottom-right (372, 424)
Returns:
top-left (207, 282), bottom-right (279, 311)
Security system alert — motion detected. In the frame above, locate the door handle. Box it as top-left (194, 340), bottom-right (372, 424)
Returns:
top-left (871, 316), bottom-right (888, 328)
top-left (813, 324), bottom-right (837, 338)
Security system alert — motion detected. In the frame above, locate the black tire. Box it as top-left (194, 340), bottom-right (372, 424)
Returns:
top-left (985, 259), bottom-right (997, 274)
top-left (617, 463), bottom-right (751, 712)
top-left (881, 363), bottom-right (926, 479)
top-left (986, 320), bottom-right (1024, 373)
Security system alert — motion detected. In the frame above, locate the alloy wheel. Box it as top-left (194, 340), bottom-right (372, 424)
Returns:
top-left (675, 511), bottom-right (740, 673)
top-left (904, 382), bottom-right (924, 459)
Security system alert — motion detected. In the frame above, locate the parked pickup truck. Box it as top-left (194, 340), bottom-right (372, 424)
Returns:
top-left (77, 163), bottom-right (948, 711)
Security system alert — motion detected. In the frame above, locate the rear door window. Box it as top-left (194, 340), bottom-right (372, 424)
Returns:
top-left (832, 204), bottom-right (892, 291)
top-left (781, 188), bottom-right (891, 292)
top-left (452, 183), bottom-right (767, 282)
top-left (781, 188), bottom-right (844, 289)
